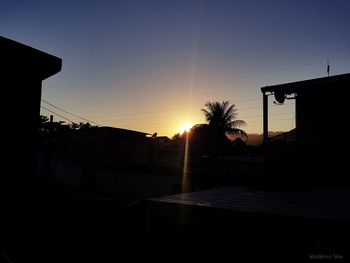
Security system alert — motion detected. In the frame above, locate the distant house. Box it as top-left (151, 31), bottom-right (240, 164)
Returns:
top-left (51, 127), bottom-right (150, 184)
top-left (50, 127), bottom-right (181, 202)
top-left (153, 135), bottom-right (171, 146)
top-left (261, 73), bottom-right (350, 189)
top-left (269, 128), bottom-right (296, 143)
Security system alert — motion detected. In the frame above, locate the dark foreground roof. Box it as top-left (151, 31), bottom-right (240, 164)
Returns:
top-left (261, 73), bottom-right (350, 94)
top-left (1, 36), bottom-right (62, 80)
top-left (150, 187), bottom-right (350, 222)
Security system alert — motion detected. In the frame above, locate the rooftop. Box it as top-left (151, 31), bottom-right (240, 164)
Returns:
top-left (0, 36), bottom-right (62, 80)
top-left (261, 73), bottom-right (350, 94)
top-left (150, 186), bottom-right (350, 222)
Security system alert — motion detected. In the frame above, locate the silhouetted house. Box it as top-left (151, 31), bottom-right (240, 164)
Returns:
top-left (151, 136), bottom-right (184, 171)
top-left (270, 128), bottom-right (296, 142)
top-left (1, 36), bottom-right (61, 260)
top-left (261, 73), bottom-right (350, 188)
top-left (1, 36), bottom-right (62, 195)
top-left (51, 127), bottom-right (150, 183)
top-left (153, 136), bottom-right (171, 146)
top-left (50, 127), bottom-right (181, 201)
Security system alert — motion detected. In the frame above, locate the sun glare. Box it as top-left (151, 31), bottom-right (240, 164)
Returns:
top-left (179, 123), bottom-right (193, 134)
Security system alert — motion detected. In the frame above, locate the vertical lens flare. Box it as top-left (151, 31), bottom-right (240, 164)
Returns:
top-left (179, 2), bottom-right (202, 226)
top-left (179, 131), bottom-right (190, 226)
top-left (181, 132), bottom-right (190, 193)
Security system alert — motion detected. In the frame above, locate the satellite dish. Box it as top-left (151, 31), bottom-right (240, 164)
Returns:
top-left (152, 132), bottom-right (157, 138)
top-left (274, 91), bottom-right (285, 104)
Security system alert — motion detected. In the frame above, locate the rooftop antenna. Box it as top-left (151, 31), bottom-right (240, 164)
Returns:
top-left (327, 58), bottom-right (330, 77)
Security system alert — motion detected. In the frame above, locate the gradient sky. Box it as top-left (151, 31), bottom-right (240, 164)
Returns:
top-left (2, 0), bottom-right (350, 137)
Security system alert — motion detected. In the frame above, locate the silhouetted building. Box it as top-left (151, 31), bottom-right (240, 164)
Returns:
top-left (49, 127), bottom-right (181, 201)
top-left (50, 127), bottom-right (150, 184)
top-left (269, 128), bottom-right (296, 142)
top-left (1, 36), bottom-right (61, 195)
top-left (1, 36), bottom-right (61, 192)
top-left (261, 73), bottom-right (350, 189)
top-left (1, 36), bottom-right (61, 261)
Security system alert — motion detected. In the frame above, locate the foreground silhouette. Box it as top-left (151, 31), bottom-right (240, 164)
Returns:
top-left (1, 36), bottom-right (62, 263)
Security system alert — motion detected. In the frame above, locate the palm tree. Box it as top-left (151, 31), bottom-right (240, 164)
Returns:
top-left (201, 100), bottom-right (247, 138)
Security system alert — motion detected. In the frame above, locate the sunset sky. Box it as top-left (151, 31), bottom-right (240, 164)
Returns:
top-left (2, 0), bottom-right (350, 137)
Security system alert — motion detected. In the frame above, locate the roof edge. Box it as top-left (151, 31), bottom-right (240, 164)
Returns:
top-left (261, 73), bottom-right (350, 93)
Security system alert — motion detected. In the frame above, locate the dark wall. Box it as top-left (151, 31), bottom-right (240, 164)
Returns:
top-left (4, 77), bottom-right (42, 188)
top-left (296, 81), bottom-right (348, 144)
top-left (1, 37), bottom-right (61, 260)
top-left (294, 80), bottom-right (349, 188)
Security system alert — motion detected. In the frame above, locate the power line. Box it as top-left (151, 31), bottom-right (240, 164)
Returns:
top-left (237, 102), bottom-right (294, 111)
top-left (41, 106), bottom-right (75, 123)
top-left (246, 118), bottom-right (294, 124)
top-left (111, 117), bottom-right (295, 128)
top-left (40, 96), bottom-right (294, 130)
top-left (240, 111), bottom-right (294, 119)
top-left (86, 97), bottom-right (263, 119)
top-left (40, 96), bottom-right (263, 127)
top-left (74, 81), bottom-right (296, 120)
top-left (41, 99), bottom-right (101, 126)
top-left (100, 110), bottom-right (295, 123)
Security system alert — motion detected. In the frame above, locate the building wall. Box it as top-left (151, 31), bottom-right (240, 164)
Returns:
top-left (294, 80), bottom-right (349, 187)
top-left (296, 81), bottom-right (348, 144)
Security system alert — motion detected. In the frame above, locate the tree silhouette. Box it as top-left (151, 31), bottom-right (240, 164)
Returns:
top-left (38, 115), bottom-right (96, 134)
top-left (171, 101), bottom-right (247, 155)
top-left (194, 101), bottom-right (247, 155)
top-left (201, 100), bottom-right (247, 138)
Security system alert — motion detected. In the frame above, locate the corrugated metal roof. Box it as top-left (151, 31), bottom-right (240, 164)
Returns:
top-left (150, 187), bottom-right (350, 222)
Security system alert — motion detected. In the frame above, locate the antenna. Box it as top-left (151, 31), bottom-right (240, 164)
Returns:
top-left (327, 58), bottom-right (330, 77)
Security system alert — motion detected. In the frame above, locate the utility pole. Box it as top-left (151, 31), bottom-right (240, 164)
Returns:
top-left (263, 92), bottom-right (268, 143)
top-left (45, 115), bottom-right (54, 178)
top-left (327, 58), bottom-right (330, 77)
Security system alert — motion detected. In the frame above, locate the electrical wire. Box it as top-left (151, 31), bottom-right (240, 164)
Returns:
top-left (41, 99), bottom-right (101, 126)
top-left (40, 106), bottom-right (75, 123)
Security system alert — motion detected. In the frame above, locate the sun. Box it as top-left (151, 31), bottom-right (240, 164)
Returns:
top-left (179, 123), bottom-right (193, 134)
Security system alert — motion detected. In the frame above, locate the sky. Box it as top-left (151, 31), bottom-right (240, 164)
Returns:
top-left (1, 0), bottom-right (350, 137)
